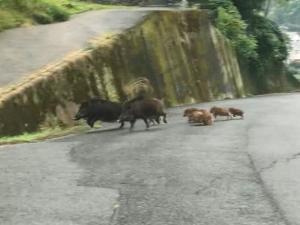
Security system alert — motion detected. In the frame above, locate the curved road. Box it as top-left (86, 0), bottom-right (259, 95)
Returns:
top-left (1, 94), bottom-right (300, 225)
top-left (0, 9), bottom-right (150, 88)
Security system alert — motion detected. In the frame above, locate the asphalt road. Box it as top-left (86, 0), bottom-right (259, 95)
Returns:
top-left (0, 9), bottom-right (149, 88)
top-left (1, 93), bottom-right (300, 225)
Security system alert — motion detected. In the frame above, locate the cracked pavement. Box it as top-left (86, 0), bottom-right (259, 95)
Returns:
top-left (1, 93), bottom-right (300, 224)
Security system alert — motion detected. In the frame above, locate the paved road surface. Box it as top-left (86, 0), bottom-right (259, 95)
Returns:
top-left (1, 94), bottom-right (300, 224)
top-left (0, 9), bottom-right (150, 88)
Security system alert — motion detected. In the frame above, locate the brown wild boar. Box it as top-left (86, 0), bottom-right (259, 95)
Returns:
top-left (188, 111), bottom-right (213, 126)
top-left (183, 108), bottom-right (199, 117)
top-left (183, 108), bottom-right (208, 122)
top-left (119, 97), bottom-right (167, 130)
top-left (229, 107), bottom-right (244, 119)
top-left (210, 106), bottom-right (232, 120)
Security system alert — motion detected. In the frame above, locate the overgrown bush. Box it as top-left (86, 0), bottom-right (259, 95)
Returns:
top-left (215, 5), bottom-right (257, 59)
top-left (250, 14), bottom-right (288, 63)
top-left (0, 0), bottom-right (120, 31)
top-left (32, 12), bottom-right (53, 24)
top-left (0, 9), bottom-right (23, 31)
top-left (188, 0), bottom-right (290, 91)
top-left (0, 0), bottom-right (70, 30)
top-left (44, 3), bottom-right (69, 22)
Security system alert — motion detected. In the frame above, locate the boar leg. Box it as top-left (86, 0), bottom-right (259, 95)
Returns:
top-left (87, 117), bottom-right (97, 128)
top-left (149, 118), bottom-right (156, 126)
top-left (129, 119), bottom-right (136, 131)
top-left (143, 118), bottom-right (150, 129)
top-left (119, 121), bottom-right (125, 129)
top-left (155, 116), bottom-right (160, 124)
top-left (162, 113), bottom-right (167, 123)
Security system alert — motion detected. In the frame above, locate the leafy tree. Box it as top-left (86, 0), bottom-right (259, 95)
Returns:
top-left (249, 14), bottom-right (288, 62)
top-left (215, 4), bottom-right (257, 59)
top-left (231, 0), bottom-right (266, 18)
top-left (188, 0), bottom-right (288, 80)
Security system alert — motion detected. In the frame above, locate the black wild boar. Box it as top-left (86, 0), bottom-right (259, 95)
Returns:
top-left (119, 97), bottom-right (167, 130)
top-left (74, 98), bottom-right (124, 128)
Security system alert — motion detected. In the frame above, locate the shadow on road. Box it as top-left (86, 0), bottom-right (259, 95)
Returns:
top-left (214, 118), bottom-right (244, 122)
top-left (85, 127), bottom-right (122, 134)
top-left (84, 125), bottom-right (164, 135)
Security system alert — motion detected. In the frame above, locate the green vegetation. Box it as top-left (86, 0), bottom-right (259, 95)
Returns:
top-left (215, 4), bottom-right (257, 59)
top-left (0, 0), bottom-right (124, 32)
top-left (0, 125), bottom-right (90, 145)
top-left (189, 0), bottom-right (289, 91)
top-left (248, 14), bottom-right (288, 68)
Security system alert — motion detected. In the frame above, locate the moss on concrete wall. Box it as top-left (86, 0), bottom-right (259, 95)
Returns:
top-left (0, 10), bottom-right (247, 136)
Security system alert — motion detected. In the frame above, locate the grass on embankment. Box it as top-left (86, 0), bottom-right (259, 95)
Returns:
top-left (0, 0), bottom-right (126, 32)
top-left (0, 124), bottom-right (94, 145)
